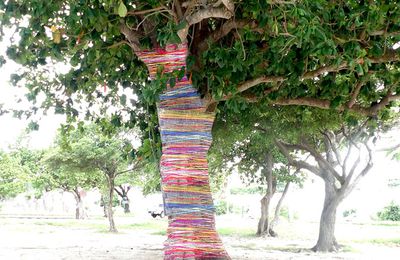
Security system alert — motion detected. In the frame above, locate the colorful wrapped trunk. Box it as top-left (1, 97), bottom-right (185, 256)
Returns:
top-left (137, 44), bottom-right (230, 259)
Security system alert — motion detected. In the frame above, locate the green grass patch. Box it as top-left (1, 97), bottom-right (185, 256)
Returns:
top-left (217, 227), bottom-right (255, 237)
top-left (151, 230), bottom-right (167, 236)
top-left (359, 238), bottom-right (400, 246)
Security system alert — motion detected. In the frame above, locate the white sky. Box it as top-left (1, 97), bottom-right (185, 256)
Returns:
top-left (0, 32), bottom-right (65, 151)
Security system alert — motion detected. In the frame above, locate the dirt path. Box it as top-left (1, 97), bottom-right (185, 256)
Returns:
top-left (0, 217), bottom-right (399, 260)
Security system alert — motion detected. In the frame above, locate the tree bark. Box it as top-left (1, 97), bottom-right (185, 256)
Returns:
top-left (312, 177), bottom-right (342, 252)
top-left (136, 44), bottom-right (230, 259)
top-left (72, 189), bottom-right (85, 220)
top-left (115, 185), bottom-right (131, 213)
top-left (107, 175), bottom-right (117, 232)
top-left (269, 181), bottom-right (291, 237)
top-left (256, 153), bottom-right (276, 236)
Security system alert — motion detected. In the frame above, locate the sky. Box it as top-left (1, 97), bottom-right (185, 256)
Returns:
top-left (0, 30), bottom-right (65, 151)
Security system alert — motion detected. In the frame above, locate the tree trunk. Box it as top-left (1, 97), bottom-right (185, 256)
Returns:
top-left (72, 189), bottom-right (85, 220)
top-left (137, 44), bottom-right (230, 259)
top-left (115, 185), bottom-right (131, 214)
top-left (256, 153), bottom-right (276, 236)
top-left (100, 195), bottom-right (107, 217)
top-left (269, 181), bottom-right (291, 237)
top-left (107, 175), bottom-right (117, 233)
top-left (312, 178), bottom-right (342, 252)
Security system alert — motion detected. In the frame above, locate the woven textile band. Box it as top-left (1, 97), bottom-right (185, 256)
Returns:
top-left (137, 44), bottom-right (230, 259)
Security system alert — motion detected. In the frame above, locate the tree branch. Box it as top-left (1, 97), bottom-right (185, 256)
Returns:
top-left (275, 140), bottom-right (322, 177)
top-left (127, 6), bottom-right (166, 16)
top-left (279, 139), bottom-right (345, 184)
top-left (197, 19), bottom-right (256, 53)
top-left (173, 0), bottom-right (183, 20)
top-left (347, 80), bottom-right (366, 109)
top-left (344, 142), bottom-right (373, 197)
top-left (178, 5), bottom-right (234, 42)
top-left (119, 22), bottom-right (141, 52)
top-left (114, 186), bottom-right (124, 198)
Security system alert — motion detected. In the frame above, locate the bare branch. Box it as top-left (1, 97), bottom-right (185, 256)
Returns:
top-left (346, 152), bottom-right (361, 183)
top-left (279, 139), bottom-right (345, 183)
top-left (344, 142), bottom-right (373, 197)
top-left (322, 131), bottom-right (342, 171)
top-left (114, 186), bottom-right (124, 198)
top-left (275, 140), bottom-right (322, 177)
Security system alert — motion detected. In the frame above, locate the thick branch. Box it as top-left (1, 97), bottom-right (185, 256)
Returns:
top-left (207, 50), bottom-right (400, 112)
top-left (173, 0), bottom-right (183, 20)
top-left (119, 22), bottom-right (141, 52)
top-left (178, 6), bottom-right (234, 42)
top-left (303, 50), bottom-right (400, 79)
top-left (197, 19), bottom-right (255, 53)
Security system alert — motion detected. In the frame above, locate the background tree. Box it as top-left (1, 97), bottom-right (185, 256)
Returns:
top-left (211, 106), bottom-right (306, 237)
top-left (50, 124), bottom-right (136, 232)
top-left (2, 0), bottom-right (400, 256)
top-left (40, 147), bottom-right (103, 219)
top-left (276, 120), bottom-right (375, 252)
top-left (0, 151), bottom-right (28, 201)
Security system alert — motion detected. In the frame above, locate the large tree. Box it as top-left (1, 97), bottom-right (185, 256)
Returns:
top-left (276, 121), bottom-right (375, 252)
top-left (2, 1), bottom-right (400, 257)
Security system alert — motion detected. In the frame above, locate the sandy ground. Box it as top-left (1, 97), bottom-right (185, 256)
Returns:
top-left (0, 216), bottom-right (399, 260)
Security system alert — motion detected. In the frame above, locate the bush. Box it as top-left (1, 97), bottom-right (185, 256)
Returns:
top-left (377, 202), bottom-right (400, 221)
top-left (343, 209), bottom-right (357, 218)
top-left (215, 200), bottom-right (229, 215)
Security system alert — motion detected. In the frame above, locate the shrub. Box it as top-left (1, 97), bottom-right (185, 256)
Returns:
top-left (343, 209), bottom-right (357, 218)
top-left (215, 200), bottom-right (229, 215)
top-left (377, 202), bottom-right (400, 221)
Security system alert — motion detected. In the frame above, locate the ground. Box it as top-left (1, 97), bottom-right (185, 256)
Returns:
top-left (0, 215), bottom-right (399, 260)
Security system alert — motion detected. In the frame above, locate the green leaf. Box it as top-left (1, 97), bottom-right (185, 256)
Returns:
top-left (118, 1), bottom-right (128, 17)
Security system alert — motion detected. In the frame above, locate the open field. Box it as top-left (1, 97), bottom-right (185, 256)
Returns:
top-left (0, 215), bottom-right (399, 260)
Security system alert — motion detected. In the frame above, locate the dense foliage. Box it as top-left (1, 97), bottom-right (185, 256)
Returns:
top-left (378, 201), bottom-right (400, 221)
top-left (0, 151), bottom-right (28, 200)
top-left (1, 1), bottom-right (399, 133)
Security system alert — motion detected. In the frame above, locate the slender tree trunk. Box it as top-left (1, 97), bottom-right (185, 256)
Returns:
top-left (115, 185), bottom-right (131, 214)
top-left (100, 195), bottom-right (107, 217)
top-left (269, 181), bottom-right (291, 237)
top-left (72, 189), bottom-right (84, 220)
top-left (256, 153), bottom-right (276, 236)
top-left (312, 178), bottom-right (342, 252)
top-left (107, 175), bottom-right (117, 232)
top-left (136, 44), bottom-right (230, 259)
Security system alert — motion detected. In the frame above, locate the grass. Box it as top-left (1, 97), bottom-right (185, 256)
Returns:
top-left (354, 238), bottom-right (400, 246)
top-left (13, 217), bottom-right (400, 248)
top-left (217, 226), bottom-right (255, 237)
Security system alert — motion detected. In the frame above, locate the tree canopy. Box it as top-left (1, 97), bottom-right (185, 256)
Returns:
top-left (0, 151), bottom-right (28, 201)
top-left (1, 1), bottom-right (399, 129)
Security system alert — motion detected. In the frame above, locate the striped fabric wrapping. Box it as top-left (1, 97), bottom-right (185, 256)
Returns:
top-left (137, 44), bottom-right (230, 259)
